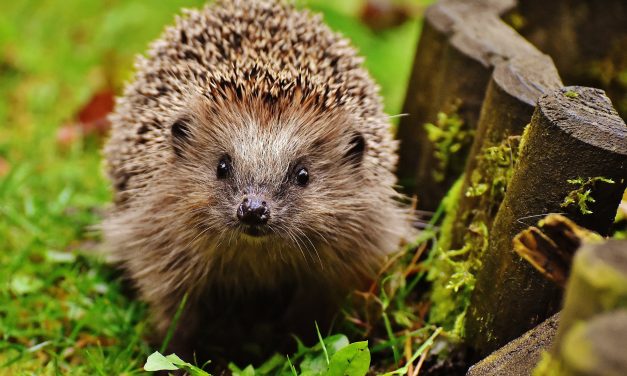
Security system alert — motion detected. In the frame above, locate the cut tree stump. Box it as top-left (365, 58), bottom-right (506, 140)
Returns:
top-left (465, 86), bottom-right (627, 359)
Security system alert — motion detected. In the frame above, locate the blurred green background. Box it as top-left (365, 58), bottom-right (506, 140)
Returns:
top-left (0, 0), bottom-right (428, 374)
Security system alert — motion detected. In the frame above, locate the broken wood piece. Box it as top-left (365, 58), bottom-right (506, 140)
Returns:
top-left (513, 214), bottom-right (602, 287)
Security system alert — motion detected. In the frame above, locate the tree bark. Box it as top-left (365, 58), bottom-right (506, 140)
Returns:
top-left (465, 86), bottom-right (627, 359)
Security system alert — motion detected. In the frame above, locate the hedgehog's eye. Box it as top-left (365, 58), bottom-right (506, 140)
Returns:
top-left (217, 155), bottom-right (231, 179)
top-left (295, 167), bottom-right (309, 186)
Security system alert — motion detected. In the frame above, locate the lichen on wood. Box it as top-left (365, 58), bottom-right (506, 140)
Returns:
top-left (534, 240), bottom-right (627, 376)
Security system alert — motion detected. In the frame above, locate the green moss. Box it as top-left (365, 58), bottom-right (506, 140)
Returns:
top-left (424, 104), bottom-right (473, 182)
top-left (427, 176), bottom-right (465, 333)
top-left (563, 90), bottom-right (579, 99)
top-left (559, 322), bottom-right (598, 376)
top-left (427, 178), bottom-right (489, 336)
top-left (561, 177), bottom-right (615, 215)
top-left (435, 176), bottom-right (464, 253)
top-left (518, 123), bottom-right (531, 153)
top-left (532, 351), bottom-right (564, 376)
top-left (466, 136), bottom-right (521, 213)
top-left (427, 136), bottom-right (523, 335)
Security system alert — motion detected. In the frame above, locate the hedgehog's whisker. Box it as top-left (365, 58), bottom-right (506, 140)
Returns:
top-left (181, 223), bottom-right (212, 252)
top-left (270, 223), bottom-right (292, 264)
top-left (283, 225), bottom-right (308, 267)
top-left (212, 227), bottom-right (229, 253)
top-left (293, 226), bottom-right (322, 270)
top-left (386, 113), bottom-right (409, 119)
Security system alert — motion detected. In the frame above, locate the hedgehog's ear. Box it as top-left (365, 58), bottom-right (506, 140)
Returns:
top-left (171, 117), bottom-right (192, 157)
top-left (344, 131), bottom-right (366, 165)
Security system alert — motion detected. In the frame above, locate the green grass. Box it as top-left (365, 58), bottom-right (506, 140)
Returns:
top-left (0, 0), bottom-right (430, 374)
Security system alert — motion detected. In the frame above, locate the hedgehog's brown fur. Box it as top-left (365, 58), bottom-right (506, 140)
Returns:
top-left (103, 0), bottom-right (412, 362)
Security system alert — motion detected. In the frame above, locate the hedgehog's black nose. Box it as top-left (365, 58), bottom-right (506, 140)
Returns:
top-left (237, 196), bottom-right (270, 226)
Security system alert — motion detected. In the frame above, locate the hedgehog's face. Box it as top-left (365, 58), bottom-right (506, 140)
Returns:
top-left (169, 100), bottom-right (373, 254)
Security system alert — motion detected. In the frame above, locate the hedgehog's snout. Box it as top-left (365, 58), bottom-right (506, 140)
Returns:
top-left (237, 195), bottom-right (270, 227)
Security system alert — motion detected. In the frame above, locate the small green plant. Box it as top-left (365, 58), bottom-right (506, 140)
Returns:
top-left (428, 136), bottom-right (521, 334)
top-left (428, 216), bottom-right (487, 336)
top-left (564, 90), bottom-right (579, 99)
top-left (143, 332), bottom-right (371, 376)
top-left (561, 177), bottom-right (615, 215)
top-left (424, 107), bottom-right (473, 182)
top-left (144, 352), bottom-right (211, 375)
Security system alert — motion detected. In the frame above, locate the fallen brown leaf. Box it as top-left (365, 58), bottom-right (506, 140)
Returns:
top-left (0, 157), bottom-right (9, 177)
top-left (57, 89), bottom-right (115, 147)
top-left (360, 0), bottom-right (419, 31)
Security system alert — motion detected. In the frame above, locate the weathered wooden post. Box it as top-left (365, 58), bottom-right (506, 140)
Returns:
top-left (548, 311), bottom-right (627, 376)
top-left (427, 55), bottom-right (562, 329)
top-left (465, 86), bottom-right (627, 358)
top-left (551, 240), bottom-right (627, 348)
top-left (534, 239), bottom-right (627, 375)
top-left (508, 0), bottom-right (627, 118)
top-left (396, 0), bottom-right (551, 210)
top-left (447, 55), bottom-right (562, 251)
top-left (466, 314), bottom-right (560, 376)
top-left (467, 239), bottom-right (627, 376)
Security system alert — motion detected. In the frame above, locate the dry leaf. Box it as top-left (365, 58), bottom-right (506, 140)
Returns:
top-left (360, 0), bottom-right (417, 31)
top-left (0, 157), bottom-right (9, 177)
top-left (57, 89), bottom-right (115, 147)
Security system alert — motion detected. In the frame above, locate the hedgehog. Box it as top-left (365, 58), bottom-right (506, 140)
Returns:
top-left (102, 0), bottom-right (413, 362)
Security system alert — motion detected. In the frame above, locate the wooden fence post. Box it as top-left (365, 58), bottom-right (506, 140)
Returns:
top-left (396, 0), bottom-right (549, 210)
top-left (447, 55), bottom-right (562, 251)
top-left (508, 0), bottom-right (627, 118)
top-left (535, 240), bottom-right (627, 375)
top-left (465, 86), bottom-right (627, 358)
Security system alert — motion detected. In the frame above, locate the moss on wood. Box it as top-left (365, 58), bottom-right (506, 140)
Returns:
top-left (466, 86), bottom-right (627, 359)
